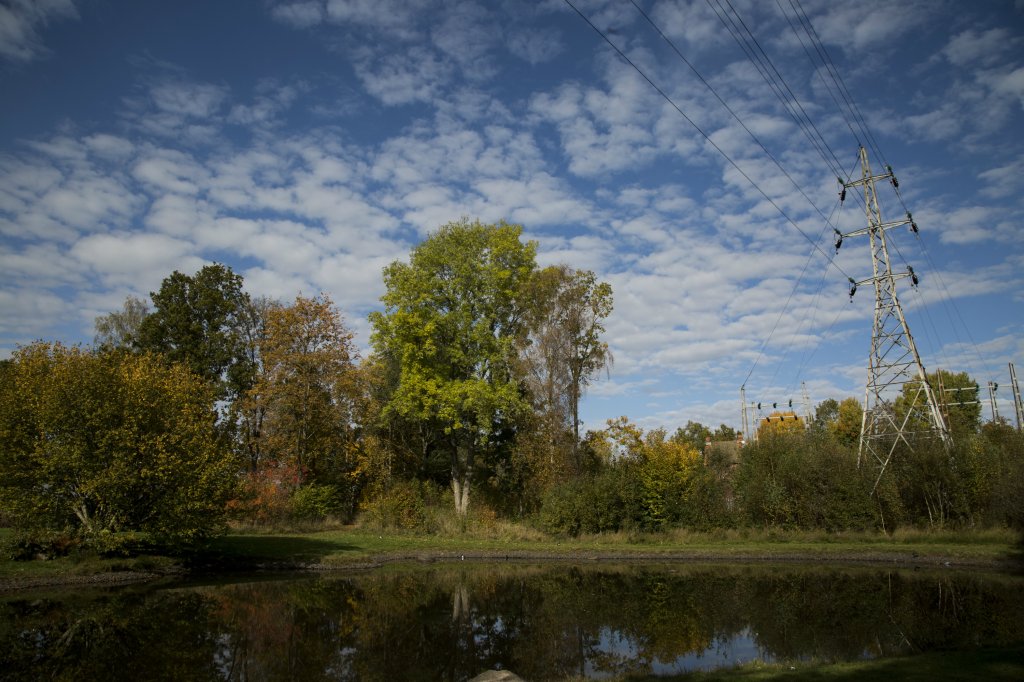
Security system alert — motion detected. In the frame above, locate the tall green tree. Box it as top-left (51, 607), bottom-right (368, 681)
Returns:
top-left (369, 219), bottom-right (536, 515)
top-left (813, 398), bottom-right (840, 431)
top-left (229, 295), bottom-right (276, 473)
top-left (0, 343), bottom-right (235, 543)
top-left (895, 369), bottom-right (981, 440)
top-left (136, 263), bottom-right (253, 402)
top-left (673, 420), bottom-right (711, 452)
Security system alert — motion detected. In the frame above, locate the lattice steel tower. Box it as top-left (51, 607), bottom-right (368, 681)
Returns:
top-left (838, 147), bottom-right (952, 491)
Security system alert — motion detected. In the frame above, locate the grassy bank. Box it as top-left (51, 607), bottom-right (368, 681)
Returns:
top-left (2, 525), bottom-right (1021, 586)
top-left (204, 525), bottom-right (1022, 567)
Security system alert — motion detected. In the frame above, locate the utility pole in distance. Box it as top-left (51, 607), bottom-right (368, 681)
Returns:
top-left (1011, 362), bottom-right (1024, 430)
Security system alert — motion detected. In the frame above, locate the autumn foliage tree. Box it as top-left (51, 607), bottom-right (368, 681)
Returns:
top-left (756, 411), bottom-right (805, 438)
top-left (241, 294), bottom-right (361, 517)
top-left (0, 343), bottom-right (235, 545)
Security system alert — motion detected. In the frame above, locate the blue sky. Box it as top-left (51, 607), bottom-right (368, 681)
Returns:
top-left (2, 0), bottom-right (1023, 435)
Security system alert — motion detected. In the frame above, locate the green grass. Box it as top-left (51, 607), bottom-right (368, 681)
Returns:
top-left (2, 524), bottom-right (1021, 582)
top-left (196, 524), bottom-right (1022, 570)
top-left (610, 645), bottom-right (1024, 681)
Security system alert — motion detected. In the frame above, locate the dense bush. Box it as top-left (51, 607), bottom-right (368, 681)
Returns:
top-left (0, 343), bottom-right (236, 546)
top-left (539, 468), bottom-right (636, 535)
top-left (3, 529), bottom-right (82, 561)
top-left (290, 484), bottom-right (345, 521)
top-left (734, 432), bottom-right (876, 530)
top-left (361, 480), bottom-right (434, 530)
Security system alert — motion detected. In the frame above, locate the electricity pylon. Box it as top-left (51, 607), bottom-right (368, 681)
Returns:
top-left (837, 147), bottom-right (952, 491)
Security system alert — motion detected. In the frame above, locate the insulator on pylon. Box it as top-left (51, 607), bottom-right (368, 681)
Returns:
top-left (834, 232), bottom-right (843, 253)
top-left (848, 277), bottom-right (857, 299)
top-left (907, 211), bottom-right (918, 234)
top-left (887, 165), bottom-right (899, 189)
top-left (839, 187), bottom-right (846, 202)
top-left (908, 266), bottom-right (919, 287)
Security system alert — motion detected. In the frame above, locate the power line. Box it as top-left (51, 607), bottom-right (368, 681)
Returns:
top-left (629, 0), bottom-right (843, 234)
top-left (562, 0), bottom-right (853, 284)
top-left (775, 0), bottom-right (861, 148)
top-left (704, 0), bottom-right (848, 182)
top-left (786, 0), bottom-right (890, 170)
top-left (774, 1), bottom-right (992, 399)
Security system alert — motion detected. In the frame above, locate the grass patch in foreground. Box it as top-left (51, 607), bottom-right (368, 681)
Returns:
top-left (617, 646), bottom-right (1024, 681)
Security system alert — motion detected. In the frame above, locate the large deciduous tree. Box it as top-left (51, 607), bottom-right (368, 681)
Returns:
top-left (369, 219), bottom-right (536, 515)
top-left (521, 265), bottom-right (613, 461)
top-left (0, 343), bottom-right (234, 543)
top-left (253, 294), bottom-right (360, 487)
top-left (136, 263), bottom-right (254, 402)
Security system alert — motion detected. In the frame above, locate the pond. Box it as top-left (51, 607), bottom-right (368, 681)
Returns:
top-left (2, 561), bottom-right (1022, 681)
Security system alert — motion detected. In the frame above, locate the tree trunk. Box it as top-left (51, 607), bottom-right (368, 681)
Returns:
top-left (451, 438), bottom-right (473, 515)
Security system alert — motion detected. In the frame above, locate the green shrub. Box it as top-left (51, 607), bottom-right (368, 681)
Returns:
top-left (4, 529), bottom-right (81, 561)
top-left (539, 468), bottom-right (635, 535)
top-left (734, 432), bottom-right (875, 530)
top-left (89, 530), bottom-right (157, 557)
top-left (290, 484), bottom-right (343, 521)
top-left (362, 480), bottom-right (430, 530)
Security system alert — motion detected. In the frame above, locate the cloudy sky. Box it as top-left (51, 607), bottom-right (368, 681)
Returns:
top-left (2, 0), bottom-right (1023, 435)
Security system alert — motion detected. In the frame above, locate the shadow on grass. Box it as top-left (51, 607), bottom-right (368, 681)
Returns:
top-left (185, 534), bottom-right (357, 570)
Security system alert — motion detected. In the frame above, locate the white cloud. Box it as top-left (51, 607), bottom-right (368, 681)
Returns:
top-left (71, 232), bottom-right (203, 286)
top-left (150, 81), bottom-right (229, 119)
top-left (430, 1), bottom-right (498, 81)
top-left (352, 45), bottom-right (452, 105)
top-left (979, 158), bottom-right (1024, 199)
top-left (943, 28), bottom-right (1019, 68)
top-left (807, 1), bottom-right (932, 53)
top-left (133, 148), bottom-right (209, 196)
top-left (530, 74), bottom-right (665, 177)
top-left (0, 287), bottom-right (72, 339)
top-left (507, 27), bottom-right (562, 64)
top-left (270, 1), bottom-right (325, 28)
top-left (0, 0), bottom-right (77, 62)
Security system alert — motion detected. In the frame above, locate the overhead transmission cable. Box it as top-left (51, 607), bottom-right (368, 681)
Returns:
top-left (561, 0), bottom-right (854, 288)
top-left (750, 151), bottom-right (859, 392)
top-left (704, 0), bottom-right (849, 182)
top-left (785, 198), bottom-right (849, 394)
top-left (786, 0), bottom-right (890, 169)
top-left (774, 0), bottom-right (862, 148)
top-left (629, 0), bottom-right (842, 233)
top-left (606, 0), bottom-right (855, 391)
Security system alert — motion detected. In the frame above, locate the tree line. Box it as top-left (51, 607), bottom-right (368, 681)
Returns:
top-left (2, 218), bottom-right (1021, 551)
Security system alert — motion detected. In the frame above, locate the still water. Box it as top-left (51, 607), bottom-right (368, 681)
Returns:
top-left (2, 561), bottom-right (1022, 681)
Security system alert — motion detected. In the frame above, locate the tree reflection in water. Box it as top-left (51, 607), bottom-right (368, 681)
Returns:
top-left (2, 563), bottom-right (1022, 681)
